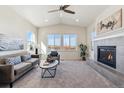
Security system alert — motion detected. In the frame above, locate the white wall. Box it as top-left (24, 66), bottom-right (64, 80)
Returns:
top-left (38, 24), bottom-right (87, 60)
top-left (0, 6), bottom-right (37, 43)
top-left (86, 23), bottom-right (95, 60)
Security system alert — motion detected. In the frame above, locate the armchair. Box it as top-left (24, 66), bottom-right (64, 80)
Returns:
top-left (47, 51), bottom-right (60, 65)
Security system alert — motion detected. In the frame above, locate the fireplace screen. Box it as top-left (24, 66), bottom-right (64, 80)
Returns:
top-left (97, 46), bottom-right (116, 68)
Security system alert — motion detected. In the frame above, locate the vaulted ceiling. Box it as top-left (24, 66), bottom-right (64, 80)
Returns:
top-left (10, 5), bottom-right (109, 27)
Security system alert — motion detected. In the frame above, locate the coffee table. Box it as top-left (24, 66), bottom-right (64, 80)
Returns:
top-left (40, 60), bottom-right (58, 78)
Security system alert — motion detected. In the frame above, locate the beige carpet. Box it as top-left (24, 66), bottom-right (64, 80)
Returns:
top-left (0, 61), bottom-right (116, 88)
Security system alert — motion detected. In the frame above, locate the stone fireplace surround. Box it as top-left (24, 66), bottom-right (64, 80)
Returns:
top-left (94, 35), bottom-right (124, 74)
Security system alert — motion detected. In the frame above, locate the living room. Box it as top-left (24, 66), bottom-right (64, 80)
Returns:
top-left (0, 0), bottom-right (124, 90)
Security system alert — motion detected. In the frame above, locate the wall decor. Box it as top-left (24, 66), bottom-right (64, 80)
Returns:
top-left (0, 34), bottom-right (24, 51)
top-left (96, 9), bottom-right (122, 34)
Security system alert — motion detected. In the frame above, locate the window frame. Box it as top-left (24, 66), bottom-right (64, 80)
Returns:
top-left (27, 32), bottom-right (35, 51)
top-left (63, 34), bottom-right (77, 50)
top-left (47, 34), bottom-right (62, 50)
top-left (47, 33), bottom-right (77, 51)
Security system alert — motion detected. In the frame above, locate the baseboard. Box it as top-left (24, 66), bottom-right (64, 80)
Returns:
top-left (60, 59), bottom-right (81, 61)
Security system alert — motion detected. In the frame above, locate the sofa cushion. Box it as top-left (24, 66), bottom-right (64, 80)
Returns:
top-left (21, 54), bottom-right (31, 61)
top-left (14, 62), bottom-right (32, 75)
top-left (5, 56), bottom-right (22, 65)
top-left (25, 58), bottom-right (39, 65)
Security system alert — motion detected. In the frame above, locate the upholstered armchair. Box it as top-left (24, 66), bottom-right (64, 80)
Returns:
top-left (47, 51), bottom-right (60, 65)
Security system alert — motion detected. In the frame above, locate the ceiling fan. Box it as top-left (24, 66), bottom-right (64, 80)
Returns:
top-left (48, 5), bottom-right (75, 14)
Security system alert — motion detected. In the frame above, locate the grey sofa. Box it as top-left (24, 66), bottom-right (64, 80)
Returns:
top-left (0, 52), bottom-right (40, 88)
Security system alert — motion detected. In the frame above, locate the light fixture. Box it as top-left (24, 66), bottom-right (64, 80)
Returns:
top-left (75, 19), bottom-right (79, 22)
top-left (44, 19), bottom-right (48, 22)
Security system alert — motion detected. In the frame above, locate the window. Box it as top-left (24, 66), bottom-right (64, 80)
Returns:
top-left (48, 34), bottom-right (61, 49)
top-left (27, 32), bottom-right (34, 50)
top-left (91, 31), bottom-right (96, 40)
top-left (63, 34), bottom-right (77, 49)
top-left (54, 34), bottom-right (61, 49)
top-left (70, 34), bottom-right (77, 49)
top-left (48, 34), bottom-right (77, 50)
top-left (48, 34), bottom-right (54, 47)
top-left (63, 34), bottom-right (70, 49)
top-left (91, 31), bottom-right (96, 50)
top-left (27, 32), bottom-right (33, 42)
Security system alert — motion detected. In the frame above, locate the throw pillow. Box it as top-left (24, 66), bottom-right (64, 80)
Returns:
top-left (5, 56), bottom-right (22, 65)
top-left (21, 54), bottom-right (31, 61)
top-left (47, 57), bottom-right (54, 63)
top-left (50, 51), bottom-right (58, 56)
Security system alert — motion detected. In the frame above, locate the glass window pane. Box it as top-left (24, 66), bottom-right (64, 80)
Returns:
top-left (91, 32), bottom-right (96, 40)
top-left (48, 35), bottom-right (54, 46)
top-left (54, 34), bottom-right (61, 46)
top-left (27, 32), bottom-right (33, 42)
top-left (63, 34), bottom-right (70, 48)
top-left (70, 34), bottom-right (77, 47)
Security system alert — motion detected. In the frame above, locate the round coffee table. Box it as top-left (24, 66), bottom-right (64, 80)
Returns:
top-left (40, 60), bottom-right (58, 78)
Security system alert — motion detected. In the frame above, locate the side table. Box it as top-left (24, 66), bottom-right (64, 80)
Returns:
top-left (40, 60), bottom-right (58, 78)
top-left (31, 54), bottom-right (42, 65)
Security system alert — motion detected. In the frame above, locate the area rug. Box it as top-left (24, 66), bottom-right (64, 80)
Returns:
top-left (0, 61), bottom-right (116, 88)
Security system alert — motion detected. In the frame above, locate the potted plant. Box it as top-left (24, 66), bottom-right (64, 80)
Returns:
top-left (79, 43), bottom-right (87, 61)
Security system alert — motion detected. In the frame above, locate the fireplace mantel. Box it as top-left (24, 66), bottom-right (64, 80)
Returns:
top-left (93, 27), bottom-right (124, 41)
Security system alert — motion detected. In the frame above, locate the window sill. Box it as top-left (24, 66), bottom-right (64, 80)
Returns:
top-left (48, 49), bottom-right (78, 52)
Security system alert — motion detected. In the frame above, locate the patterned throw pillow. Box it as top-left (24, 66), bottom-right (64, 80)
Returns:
top-left (5, 56), bottom-right (22, 65)
top-left (21, 54), bottom-right (31, 61)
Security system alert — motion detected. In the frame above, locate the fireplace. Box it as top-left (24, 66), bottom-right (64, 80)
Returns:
top-left (97, 46), bottom-right (116, 68)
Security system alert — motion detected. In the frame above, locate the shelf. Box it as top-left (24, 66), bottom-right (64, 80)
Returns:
top-left (93, 27), bottom-right (124, 41)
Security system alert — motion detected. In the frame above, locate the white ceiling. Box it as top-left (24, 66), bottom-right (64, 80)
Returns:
top-left (10, 5), bottom-right (109, 27)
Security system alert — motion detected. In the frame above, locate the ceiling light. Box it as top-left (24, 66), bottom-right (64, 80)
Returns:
top-left (44, 19), bottom-right (48, 22)
top-left (75, 19), bottom-right (79, 22)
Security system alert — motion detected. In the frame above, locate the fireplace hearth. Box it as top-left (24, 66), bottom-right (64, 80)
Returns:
top-left (97, 46), bottom-right (116, 68)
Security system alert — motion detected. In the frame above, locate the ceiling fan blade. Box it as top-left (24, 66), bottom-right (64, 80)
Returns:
top-left (62, 5), bottom-right (70, 9)
top-left (48, 9), bottom-right (60, 13)
top-left (64, 10), bottom-right (75, 14)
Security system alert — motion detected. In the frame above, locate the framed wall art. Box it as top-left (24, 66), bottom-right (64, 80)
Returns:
top-left (96, 8), bottom-right (122, 34)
